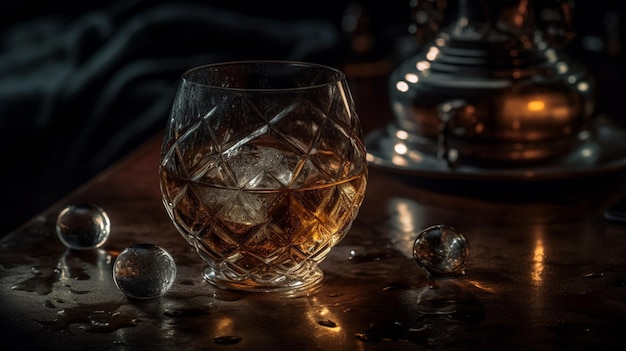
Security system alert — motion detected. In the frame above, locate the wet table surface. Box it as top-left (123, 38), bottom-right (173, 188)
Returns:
top-left (3, 76), bottom-right (626, 350)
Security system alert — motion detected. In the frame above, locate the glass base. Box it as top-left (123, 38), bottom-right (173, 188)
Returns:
top-left (202, 266), bottom-right (324, 297)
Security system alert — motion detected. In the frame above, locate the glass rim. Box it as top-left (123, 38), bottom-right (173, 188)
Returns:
top-left (181, 60), bottom-right (347, 91)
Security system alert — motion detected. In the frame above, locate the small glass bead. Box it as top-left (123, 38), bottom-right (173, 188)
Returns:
top-left (113, 243), bottom-right (177, 299)
top-left (56, 204), bottom-right (111, 250)
top-left (412, 224), bottom-right (469, 277)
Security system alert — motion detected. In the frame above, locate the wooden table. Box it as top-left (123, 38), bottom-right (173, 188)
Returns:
top-left (2, 76), bottom-right (626, 350)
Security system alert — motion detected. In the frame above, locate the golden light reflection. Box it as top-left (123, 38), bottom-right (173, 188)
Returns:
top-left (317, 306), bottom-right (343, 333)
top-left (527, 100), bottom-right (545, 112)
top-left (532, 239), bottom-right (545, 284)
top-left (466, 280), bottom-right (496, 293)
top-left (215, 315), bottom-right (235, 336)
top-left (501, 93), bottom-right (572, 122)
top-left (305, 298), bottom-right (344, 336)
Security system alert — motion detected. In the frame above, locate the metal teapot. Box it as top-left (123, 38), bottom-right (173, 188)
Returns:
top-left (387, 0), bottom-right (594, 167)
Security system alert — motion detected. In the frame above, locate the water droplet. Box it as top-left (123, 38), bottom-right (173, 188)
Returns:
top-left (113, 243), bottom-right (177, 299)
top-left (348, 248), bottom-right (388, 263)
top-left (214, 335), bottom-right (242, 345)
top-left (412, 225), bottom-right (469, 278)
top-left (11, 266), bottom-right (60, 295)
top-left (415, 284), bottom-right (485, 324)
top-left (318, 319), bottom-right (338, 328)
top-left (56, 204), bottom-right (110, 250)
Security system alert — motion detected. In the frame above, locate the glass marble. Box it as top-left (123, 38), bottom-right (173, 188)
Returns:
top-left (113, 243), bottom-right (177, 299)
top-left (412, 224), bottom-right (469, 277)
top-left (56, 204), bottom-right (111, 250)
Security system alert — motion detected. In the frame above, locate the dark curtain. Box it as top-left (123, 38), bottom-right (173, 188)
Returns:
top-left (0, 0), bottom-right (346, 233)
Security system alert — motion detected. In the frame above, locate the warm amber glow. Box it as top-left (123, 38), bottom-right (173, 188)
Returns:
top-left (527, 100), bottom-right (545, 112)
top-left (514, 0), bottom-right (529, 27)
top-left (501, 93), bottom-right (572, 122)
top-left (215, 316), bottom-right (235, 336)
top-left (305, 299), bottom-right (344, 335)
top-left (532, 239), bottom-right (545, 284)
top-left (467, 280), bottom-right (496, 293)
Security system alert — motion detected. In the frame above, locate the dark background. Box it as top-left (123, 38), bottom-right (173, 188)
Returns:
top-left (1, 0), bottom-right (624, 235)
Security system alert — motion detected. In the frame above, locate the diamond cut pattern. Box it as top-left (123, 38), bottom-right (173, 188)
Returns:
top-left (160, 72), bottom-right (367, 287)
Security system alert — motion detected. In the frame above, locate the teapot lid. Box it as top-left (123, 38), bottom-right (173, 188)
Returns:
top-left (398, 0), bottom-right (585, 88)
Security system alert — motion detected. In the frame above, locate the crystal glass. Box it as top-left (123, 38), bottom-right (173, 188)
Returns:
top-left (159, 61), bottom-right (368, 295)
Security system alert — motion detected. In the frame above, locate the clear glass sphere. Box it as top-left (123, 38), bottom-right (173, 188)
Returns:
top-left (56, 204), bottom-right (110, 250)
top-left (113, 243), bottom-right (177, 299)
top-left (412, 224), bottom-right (469, 277)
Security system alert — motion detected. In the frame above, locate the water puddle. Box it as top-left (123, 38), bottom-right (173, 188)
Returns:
top-left (37, 301), bottom-right (137, 333)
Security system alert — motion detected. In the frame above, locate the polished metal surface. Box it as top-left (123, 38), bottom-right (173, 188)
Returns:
top-left (388, 0), bottom-right (595, 165)
top-left (366, 114), bottom-right (626, 180)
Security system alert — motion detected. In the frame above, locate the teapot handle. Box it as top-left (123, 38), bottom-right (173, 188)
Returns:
top-left (437, 99), bottom-right (473, 169)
